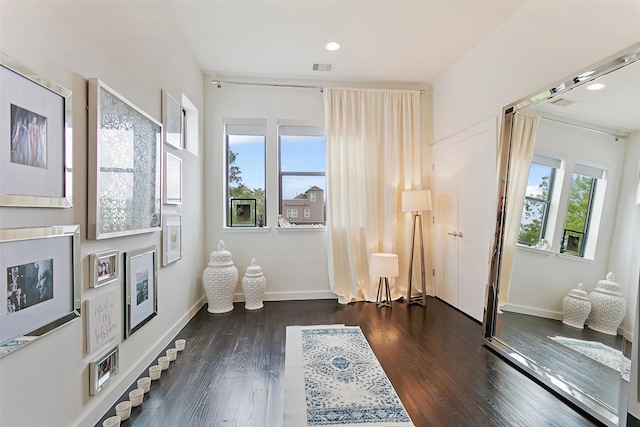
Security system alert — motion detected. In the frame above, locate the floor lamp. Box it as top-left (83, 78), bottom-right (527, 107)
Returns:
top-left (402, 190), bottom-right (432, 306)
top-left (369, 253), bottom-right (399, 308)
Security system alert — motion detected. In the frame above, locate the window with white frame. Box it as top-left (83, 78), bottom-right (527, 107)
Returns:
top-left (559, 162), bottom-right (606, 257)
top-left (278, 125), bottom-right (326, 225)
top-left (225, 121), bottom-right (266, 226)
top-left (518, 154), bottom-right (560, 245)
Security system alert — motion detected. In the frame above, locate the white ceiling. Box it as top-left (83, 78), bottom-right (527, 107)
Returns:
top-left (162, 1), bottom-right (527, 84)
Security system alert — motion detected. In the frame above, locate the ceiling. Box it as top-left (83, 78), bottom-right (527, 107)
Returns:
top-left (161, 1), bottom-right (527, 85)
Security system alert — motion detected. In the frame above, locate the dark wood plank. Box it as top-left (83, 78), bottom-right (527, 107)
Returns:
top-left (96, 298), bottom-right (600, 426)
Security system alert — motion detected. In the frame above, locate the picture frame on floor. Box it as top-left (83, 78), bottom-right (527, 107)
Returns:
top-left (90, 345), bottom-right (119, 396)
top-left (0, 53), bottom-right (73, 208)
top-left (0, 225), bottom-right (81, 358)
top-left (124, 245), bottom-right (158, 337)
top-left (88, 78), bottom-right (162, 240)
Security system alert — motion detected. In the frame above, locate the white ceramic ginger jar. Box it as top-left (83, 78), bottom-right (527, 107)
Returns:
top-left (588, 272), bottom-right (626, 336)
top-left (242, 258), bottom-right (266, 310)
top-left (562, 283), bottom-right (591, 329)
top-left (203, 240), bottom-right (238, 313)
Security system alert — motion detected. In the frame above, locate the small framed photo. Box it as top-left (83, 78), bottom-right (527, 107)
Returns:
top-left (90, 345), bottom-right (119, 396)
top-left (230, 198), bottom-right (256, 227)
top-left (1, 53), bottom-right (73, 208)
top-left (162, 89), bottom-right (183, 149)
top-left (124, 246), bottom-right (158, 338)
top-left (163, 214), bottom-right (182, 266)
top-left (164, 152), bottom-right (182, 205)
top-left (1, 225), bottom-right (81, 357)
top-left (89, 250), bottom-right (119, 288)
top-left (561, 229), bottom-right (584, 256)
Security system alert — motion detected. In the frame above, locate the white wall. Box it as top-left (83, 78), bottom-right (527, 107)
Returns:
top-left (0, 2), bottom-right (205, 426)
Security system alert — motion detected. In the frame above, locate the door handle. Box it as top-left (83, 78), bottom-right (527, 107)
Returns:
top-left (447, 231), bottom-right (463, 238)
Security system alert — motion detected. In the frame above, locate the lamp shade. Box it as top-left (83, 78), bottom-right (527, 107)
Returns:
top-left (369, 253), bottom-right (399, 278)
top-left (402, 190), bottom-right (432, 212)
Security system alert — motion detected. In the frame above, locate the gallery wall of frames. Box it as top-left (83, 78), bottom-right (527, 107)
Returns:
top-left (1, 54), bottom-right (186, 395)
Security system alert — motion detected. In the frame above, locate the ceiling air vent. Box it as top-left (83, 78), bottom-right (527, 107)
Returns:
top-left (550, 98), bottom-right (575, 107)
top-left (312, 63), bottom-right (335, 72)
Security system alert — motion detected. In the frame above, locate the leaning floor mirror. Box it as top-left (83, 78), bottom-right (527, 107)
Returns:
top-left (483, 43), bottom-right (640, 426)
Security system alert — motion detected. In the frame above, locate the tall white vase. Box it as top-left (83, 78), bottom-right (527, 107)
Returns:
top-left (202, 240), bottom-right (238, 313)
top-left (588, 272), bottom-right (626, 336)
top-left (242, 258), bottom-right (266, 310)
top-left (562, 283), bottom-right (591, 329)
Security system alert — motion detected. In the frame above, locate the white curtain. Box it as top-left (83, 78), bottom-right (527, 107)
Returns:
top-left (498, 113), bottom-right (539, 306)
top-left (323, 88), bottom-right (422, 304)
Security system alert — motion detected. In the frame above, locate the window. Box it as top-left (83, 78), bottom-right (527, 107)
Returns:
top-left (279, 125), bottom-right (326, 225)
top-left (518, 154), bottom-right (559, 245)
top-left (559, 162), bottom-right (605, 257)
top-left (286, 208), bottom-right (298, 218)
top-left (225, 121), bottom-right (266, 226)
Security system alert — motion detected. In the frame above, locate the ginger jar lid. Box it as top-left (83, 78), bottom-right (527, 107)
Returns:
top-left (567, 283), bottom-right (589, 300)
top-left (594, 272), bottom-right (622, 295)
top-left (209, 240), bottom-right (234, 267)
top-left (245, 258), bottom-right (263, 277)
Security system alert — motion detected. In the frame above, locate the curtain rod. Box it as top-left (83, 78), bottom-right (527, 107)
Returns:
top-left (539, 116), bottom-right (628, 141)
top-left (211, 79), bottom-right (427, 94)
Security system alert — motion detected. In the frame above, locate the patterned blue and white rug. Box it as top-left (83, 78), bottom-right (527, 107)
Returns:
top-left (549, 336), bottom-right (631, 382)
top-left (284, 325), bottom-right (414, 427)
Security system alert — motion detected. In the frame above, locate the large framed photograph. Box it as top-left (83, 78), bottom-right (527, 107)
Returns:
top-left (89, 249), bottom-right (119, 288)
top-left (162, 89), bottom-right (183, 149)
top-left (163, 214), bottom-right (182, 266)
top-left (0, 53), bottom-right (72, 208)
top-left (89, 345), bottom-right (119, 396)
top-left (0, 225), bottom-right (80, 357)
top-left (88, 78), bottom-right (162, 240)
top-left (164, 152), bottom-right (182, 205)
top-left (230, 198), bottom-right (257, 227)
top-left (124, 246), bottom-right (158, 337)
top-left (85, 287), bottom-right (119, 354)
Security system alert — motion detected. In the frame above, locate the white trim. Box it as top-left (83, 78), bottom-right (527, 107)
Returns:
top-left (233, 290), bottom-right (336, 302)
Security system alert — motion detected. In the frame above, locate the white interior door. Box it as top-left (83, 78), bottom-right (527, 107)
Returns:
top-left (433, 141), bottom-right (459, 307)
top-left (457, 128), bottom-right (496, 321)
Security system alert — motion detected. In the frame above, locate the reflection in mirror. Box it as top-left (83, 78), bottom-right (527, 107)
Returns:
top-left (484, 43), bottom-right (640, 426)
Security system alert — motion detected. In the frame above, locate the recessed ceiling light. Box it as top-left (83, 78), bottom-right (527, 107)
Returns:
top-left (325, 42), bottom-right (340, 51)
top-left (587, 83), bottom-right (605, 91)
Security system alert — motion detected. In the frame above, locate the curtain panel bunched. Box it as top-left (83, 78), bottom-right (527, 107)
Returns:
top-left (323, 88), bottom-right (423, 304)
top-left (498, 113), bottom-right (539, 307)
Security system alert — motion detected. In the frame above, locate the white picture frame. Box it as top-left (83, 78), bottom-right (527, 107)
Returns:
top-left (85, 287), bottom-right (119, 354)
top-left (162, 89), bottom-right (183, 149)
top-left (163, 214), bottom-right (182, 266)
top-left (164, 152), bottom-right (182, 205)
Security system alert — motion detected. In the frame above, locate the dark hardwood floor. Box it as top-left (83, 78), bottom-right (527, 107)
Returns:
top-left (496, 311), bottom-right (629, 412)
top-left (96, 298), bottom-right (600, 426)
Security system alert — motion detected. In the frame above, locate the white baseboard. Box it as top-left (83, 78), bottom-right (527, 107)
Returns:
top-left (232, 290), bottom-right (337, 302)
top-left (500, 303), bottom-right (563, 320)
top-left (79, 296), bottom-right (206, 427)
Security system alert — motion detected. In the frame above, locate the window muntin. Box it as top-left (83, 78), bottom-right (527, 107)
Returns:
top-left (518, 162), bottom-right (556, 245)
top-left (279, 126), bottom-right (326, 225)
top-left (225, 122), bottom-right (266, 227)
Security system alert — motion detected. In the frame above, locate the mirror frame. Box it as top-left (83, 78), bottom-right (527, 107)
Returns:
top-left (483, 42), bottom-right (640, 426)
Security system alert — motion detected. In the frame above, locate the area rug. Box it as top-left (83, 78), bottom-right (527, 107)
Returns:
top-left (284, 324), bottom-right (414, 427)
top-left (549, 336), bottom-right (631, 382)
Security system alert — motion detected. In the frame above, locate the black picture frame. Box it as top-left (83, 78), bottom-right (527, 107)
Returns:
top-left (230, 198), bottom-right (257, 227)
top-left (561, 229), bottom-right (584, 256)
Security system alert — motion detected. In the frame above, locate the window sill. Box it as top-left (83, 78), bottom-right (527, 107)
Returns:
top-left (222, 227), bottom-right (271, 233)
top-left (516, 244), bottom-right (554, 256)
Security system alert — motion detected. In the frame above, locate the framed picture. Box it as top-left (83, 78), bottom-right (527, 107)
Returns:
top-left (89, 249), bottom-right (119, 288)
top-left (561, 229), bottom-right (585, 256)
top-left (0, 53), bottom-right (72, 208)
top-left (164, 152), bottom-right (182, 205)
top-left (0, 225), bottom-right (80, 357)
top-left (163, 214), bottom-right (182, 266)
top-left (230, 198), bottom-right (257, 227)
top-left (124, 246), bottom-right (158, 338)
top-left (85, 287), bottom-right (119, 354)
top-left (162, 89), bottom-right (183, 149)
top-left (88, 78), bottom-right (162, 240)
top-left (89, 345), bottom-right (119, 396)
